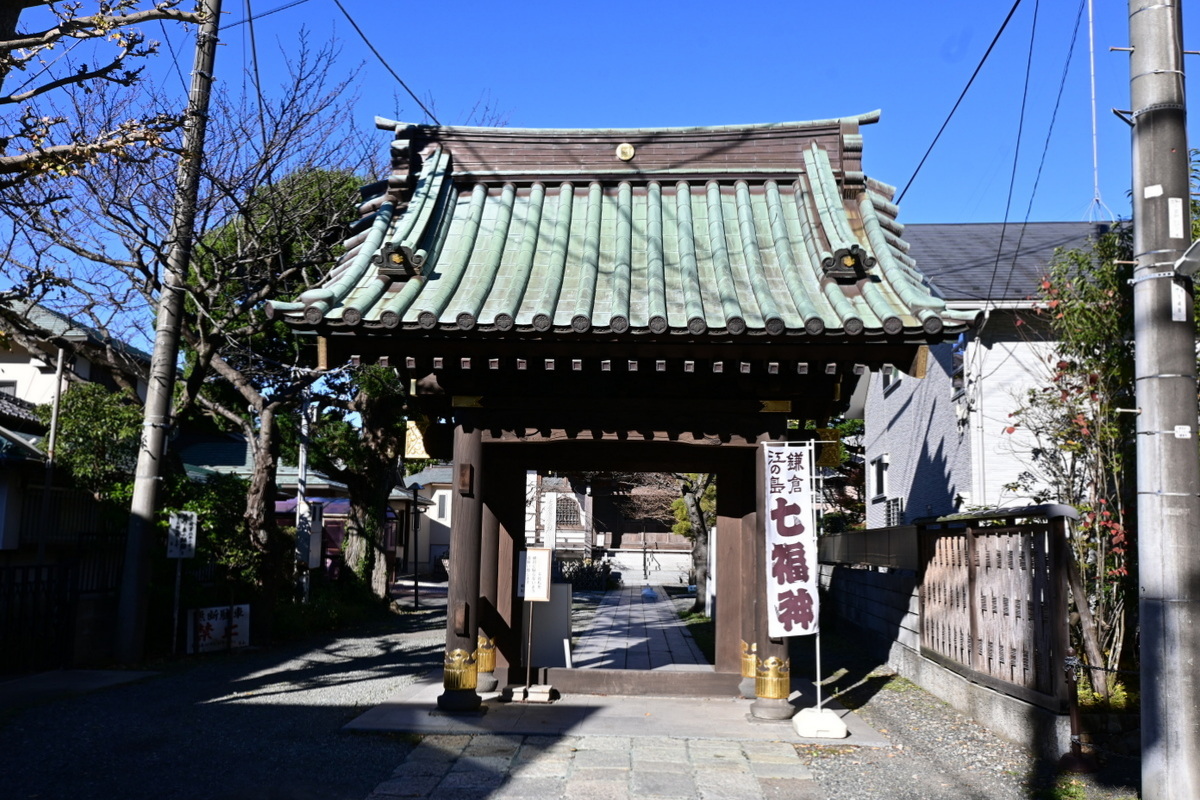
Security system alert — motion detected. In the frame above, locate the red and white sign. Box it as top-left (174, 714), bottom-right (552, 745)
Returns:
top-left (763, 442), bottom-right (819, 637)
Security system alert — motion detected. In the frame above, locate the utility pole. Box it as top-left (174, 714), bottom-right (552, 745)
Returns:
top-left (1128, 2), bottom-right (1200, 797)
top-left (115, 0), bottom-right (222, 664)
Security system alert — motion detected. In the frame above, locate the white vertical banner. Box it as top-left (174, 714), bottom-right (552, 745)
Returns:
top-left (763, 441), bottom-right (819, 637)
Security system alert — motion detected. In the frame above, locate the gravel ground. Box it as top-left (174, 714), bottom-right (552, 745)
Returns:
top-left (0, 606), bottom-right (447, 800)
top-left (794, 633), bottom-right (1142, 800)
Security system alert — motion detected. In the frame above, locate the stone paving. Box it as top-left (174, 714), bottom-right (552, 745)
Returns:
top-left (571, 586), bottom-right (710, 671)
top-left (366, 733), bottom-right (821, 800)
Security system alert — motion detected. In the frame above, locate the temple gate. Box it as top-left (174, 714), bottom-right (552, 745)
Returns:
top-left (270, 111), bottom-right (975, 715)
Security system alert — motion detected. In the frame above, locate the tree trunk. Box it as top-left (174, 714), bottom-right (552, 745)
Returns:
top-left (1066, 548), bottom-right (1110, 697)
top-left (244, 406), bottom-right (283, 643)
top-left (682, 478), bottom-right (711, 615)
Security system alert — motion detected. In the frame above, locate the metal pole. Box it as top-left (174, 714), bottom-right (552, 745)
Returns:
top-left (295, 388), bottom-right (311, 602)
top-left (37, 347), bottom-right (65, 563)
top-left (412, 484), bottom-right (420, 609)
top-left (115, 0), bottom-right (222, 664)
top-left (1128, 2), bottom-right (1200, 796)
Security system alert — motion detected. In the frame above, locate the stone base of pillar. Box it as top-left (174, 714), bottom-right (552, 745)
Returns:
top-left (738, 676), bottom-right (757, 698)
top-left (436, 688), bottom-right (482, 712)
top-left (476, 672), bottom-right (498, 693)
top-left (749, 697), bottom-right (795, 720)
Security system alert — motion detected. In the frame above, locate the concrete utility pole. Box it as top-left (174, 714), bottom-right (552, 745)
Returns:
top-left (115, 0), bottom-right (222, 664)
top-left (1128, 2), bottom-right (1200, 797)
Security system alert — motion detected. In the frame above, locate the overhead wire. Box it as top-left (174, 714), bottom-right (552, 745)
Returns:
top-left (330, 0), bottom-right (441, 125)
top-left (1084, 0), bottom-right (1114, 222)
top-left (999, 0), bottom-right (1086, 302)
top-left (969, 0), bottom-right (1088, 386)
top-left (895, 0), bottom-right (1025, 205)
top-left (226, 0), bottom-right (312, 28)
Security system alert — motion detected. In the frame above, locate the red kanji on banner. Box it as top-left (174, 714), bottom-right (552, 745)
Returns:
top-left (775, 587), bottom-right (816, 631)
top-left (769, 497), bottom-right (806, 537)
top-left (771, 541), bottom-right (809, 585)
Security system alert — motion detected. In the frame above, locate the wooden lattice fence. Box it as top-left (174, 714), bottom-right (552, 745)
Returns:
top-left (919, 515), bottom-right (1071, 711)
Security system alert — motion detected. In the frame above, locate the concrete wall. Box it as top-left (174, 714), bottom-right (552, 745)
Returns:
top-left (820, 562), bottom-right (1071, 761)
top-left (605, 549), bottom-right (691, 586)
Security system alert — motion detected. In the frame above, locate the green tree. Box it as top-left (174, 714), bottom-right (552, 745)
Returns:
top-left (1004, 226), bottom-right (1135, 695)
top-left (814, 419), bottom-right (865, 533)
top-left (671, 472), bottom-right (716, 613)
top-left (293, 365), bottom-right (408, 599)
top-left (37, 382), bottom-right (141, 501)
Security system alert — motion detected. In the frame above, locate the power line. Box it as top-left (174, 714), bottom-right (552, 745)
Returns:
top-left (895, 0), bottom-right (1025, 205)
top-left (998, 0), bottom-right (1086, 303)
top-left (226, 0), bottom-right (312, 29)
top-left (982, 0), bottom-right (1038, 307)
top-left (330, 0), bottom-right (440, 125)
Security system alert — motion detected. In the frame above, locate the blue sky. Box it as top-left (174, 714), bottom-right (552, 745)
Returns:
top-left (17, 0), bottom-right (1196, 228)
top-left (172, 0), bottom-right (1195, 226)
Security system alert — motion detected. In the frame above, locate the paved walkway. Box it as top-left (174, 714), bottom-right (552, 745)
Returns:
top-left (571, 586), bottom-right (709, 671)
top-left (367, 733), bottom-right (823, 800)
top-left (354, 585), bottom-right (887, 799)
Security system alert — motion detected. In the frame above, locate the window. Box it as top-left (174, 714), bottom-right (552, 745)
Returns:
top-left (869, 454), bottom-right (889, 500)
top-left (951, 333), bottom-right (968, 397)
top-left (0, 382), bottom-right (16, 396)
top-left (436, 492), bottom-right (447, 519)
top-left (555, 495), bottom-right (582, 528)
top-left (885, 497), bottom-right (905, 527)
top-left (881, 365), bottom-right (899, 394)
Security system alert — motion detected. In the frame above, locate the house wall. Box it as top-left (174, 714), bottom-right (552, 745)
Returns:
top-left (963, 313), bottom-right (1057, 507)
top-left (864, 342), bottom-right (970, 528)
top-left (417, 485), bottom-right (452, 564)
top-left (864, 311), bottom-right (1056, 528)
top-left (0, 349), bottom-right (65, 406)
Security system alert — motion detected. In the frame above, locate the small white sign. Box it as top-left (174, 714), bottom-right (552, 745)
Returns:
top-left (1170, 197), bottom-right (1186, 239)
top-left (1175, 425), bottom-right (1192, 440)
top-left (1173, 280), bottom-right (1190, 322)
top-left (167, 511), bottom-right (197, 559)
top-left (523, 548), bottom-right (552, 603)
top-left (187, 604), bottom-right (250, 653)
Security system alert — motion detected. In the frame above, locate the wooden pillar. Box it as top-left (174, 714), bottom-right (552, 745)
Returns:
top-left (715, 450), bottom-right (751, 677)
top-left (437, 419), bottom-right (483, 711)
top-left (491, 465), bottom-right (526, 681)
top-left (476, 490), bottom-right (500, 693)
top-left (751, 441), bottom-right (794, 719)
top-left (738, 467), bottom-right (759, 698)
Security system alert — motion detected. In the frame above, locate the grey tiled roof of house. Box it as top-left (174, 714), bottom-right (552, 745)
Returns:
top-left (405, 465), bottom-right (453, 488)
top-left (901, 222), bottom-right (1112, 303)
top-left (0, 392), bottom-right (42, 431)
top-left (1, 300), bottom-right (152, 363)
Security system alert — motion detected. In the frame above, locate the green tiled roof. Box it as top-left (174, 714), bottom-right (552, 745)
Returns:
top-left (268, 114), bottom-right (975, 340)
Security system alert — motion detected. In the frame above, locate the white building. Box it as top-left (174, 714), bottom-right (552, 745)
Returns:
top-left (862, 222), bottom-right (1109, 527)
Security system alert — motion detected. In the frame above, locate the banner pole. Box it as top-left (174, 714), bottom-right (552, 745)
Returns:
top-left (815, 633), bottom-right (823, 710)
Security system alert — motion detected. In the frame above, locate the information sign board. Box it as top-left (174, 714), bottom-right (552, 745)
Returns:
top-left (167, 511), bottom-right (197, 559)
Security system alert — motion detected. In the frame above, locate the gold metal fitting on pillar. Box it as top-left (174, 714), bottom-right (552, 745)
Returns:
top-left (475, 634), bottom-right (496, 674)
top-left (755, 655), bottom-right (790, 700)
top-left (443, 648), bottom-right (478, 690)
top-left (740, 640), bottom-right (758, 679)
